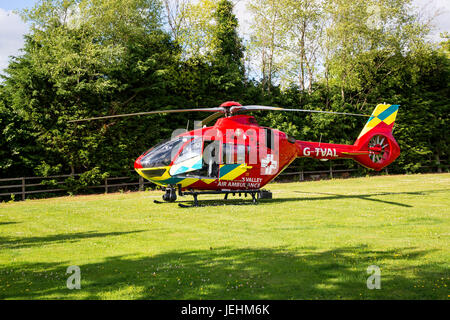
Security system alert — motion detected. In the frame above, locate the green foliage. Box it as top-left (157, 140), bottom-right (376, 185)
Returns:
top-left (209, 0), bottom-right (245, 98)
top-left (174, 0), bottom-right (217, 58)
top-left (63, 167), bottom-right (109, 193)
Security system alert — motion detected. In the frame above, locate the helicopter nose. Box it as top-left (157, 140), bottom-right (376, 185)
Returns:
top-left (134, 156), bottom-right (143, 169)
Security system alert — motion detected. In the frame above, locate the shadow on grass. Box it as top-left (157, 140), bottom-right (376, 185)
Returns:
top-left (0, 222), bottom-right (20, 226)
top-left (0, 230), bottom-right (147, 250)
top-left (289, 189), bottom-right (450, 208)
top-left (174, 188), bottom-right (449, 208)
top-left (1, 246), bottom-right (447, 300)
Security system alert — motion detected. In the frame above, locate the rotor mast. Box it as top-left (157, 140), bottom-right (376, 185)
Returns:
top-left (219, 101), bottom-right (242, 117)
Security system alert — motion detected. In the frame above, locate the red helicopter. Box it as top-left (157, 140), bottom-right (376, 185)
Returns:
top-left (71, 101), bottom-right (400, 207)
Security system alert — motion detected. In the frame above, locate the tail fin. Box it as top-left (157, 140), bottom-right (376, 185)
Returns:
top-left (353, 104), bottom-right (400, 171)
top-left (356, 104), bottom-right (399, 141)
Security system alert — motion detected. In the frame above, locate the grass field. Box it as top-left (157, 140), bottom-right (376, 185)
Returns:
top-left (0, 173), bottom-right (449, 300)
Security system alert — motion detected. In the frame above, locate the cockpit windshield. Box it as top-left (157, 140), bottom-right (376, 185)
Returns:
top-left (140, 138), bottom-right (185, 168)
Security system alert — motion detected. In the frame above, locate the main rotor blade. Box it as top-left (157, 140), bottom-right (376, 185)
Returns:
top-left (68, 107), bottom-right (225, 123)
top-left (201, 112), bottom-right (223, 126)
top-left (237, 105), bottom-right (370, 117)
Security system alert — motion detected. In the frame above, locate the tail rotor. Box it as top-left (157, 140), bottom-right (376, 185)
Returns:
top-left (368, 135), bottom-right (391, 164)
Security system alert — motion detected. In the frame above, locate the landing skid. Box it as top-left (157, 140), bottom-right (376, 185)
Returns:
top-left (154, 186), bottom-right (272, 208)
top-left (153, 199), bottom-right (189, 205)
top-left (154, 200), bottom-right (172, 204)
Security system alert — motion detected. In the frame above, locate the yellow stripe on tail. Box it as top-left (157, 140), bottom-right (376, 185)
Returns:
top-left (357, 104), bottom-right (399, 139)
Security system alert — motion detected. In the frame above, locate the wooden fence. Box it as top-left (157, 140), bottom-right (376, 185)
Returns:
top-left (0, 174), bottom-right (152, 201)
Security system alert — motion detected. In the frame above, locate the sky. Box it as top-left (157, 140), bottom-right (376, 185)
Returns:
top-left (0, 0), bottom-right (449, 75)
top-left (0, 0), bottom-right (33, 74)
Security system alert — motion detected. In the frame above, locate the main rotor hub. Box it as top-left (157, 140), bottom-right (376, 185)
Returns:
top-left (219, 101), bottom-right (242, 107)
top-left (219, 101), bottom-right (242, 117)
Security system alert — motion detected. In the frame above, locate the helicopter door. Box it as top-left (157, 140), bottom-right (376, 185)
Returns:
top-left (219, 143), bottom-right (249, 180)
top-left (169, 137), bottom-right (203, 176)
top-left (201, 140), bottom-right (220, 178)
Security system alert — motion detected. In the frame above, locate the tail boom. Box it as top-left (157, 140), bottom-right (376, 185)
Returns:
top-left (295, 141), bottom-right (369, 159)
top-left (295, 104), bottom-right (400, 171)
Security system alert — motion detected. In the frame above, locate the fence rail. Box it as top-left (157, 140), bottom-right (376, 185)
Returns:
top-left (0, 175), bottom-right (152, 200)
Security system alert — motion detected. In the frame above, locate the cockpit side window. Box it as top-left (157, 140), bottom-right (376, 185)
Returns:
top-left (174, 137), bottom-right (202, 164)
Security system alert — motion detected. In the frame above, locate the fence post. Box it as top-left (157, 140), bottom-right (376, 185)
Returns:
top-left (105, 178), bottom-right (108, 194)
top-left (22, 177), bottom-right (25, 201)
top-left (300, 170), bottom-right (304, 181)
top-left (139, 176), bottom-right (144, 191)
top-left (330, 163), bottom-right (333, 179)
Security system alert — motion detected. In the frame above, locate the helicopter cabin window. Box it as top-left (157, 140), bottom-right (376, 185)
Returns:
top-left (223, 143), bottom-right (248, 164)
top-left (200, 140), bottom-right (220, 177)
top-left (264, 128), bottom-right (274, 150)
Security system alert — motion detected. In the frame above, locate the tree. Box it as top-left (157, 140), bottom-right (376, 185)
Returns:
top-left (278, 0), bottom-right (323, 93)
top-left (210, 0), bottom-right (245, 96)
top-left (163, 0), bottom-right (190, 44)
top-left (323, 0), bottom-right (431, 102)
top-left (171, 0), bottom-right (217, 59)
top-left (247, 0), bottom-right (286, 92)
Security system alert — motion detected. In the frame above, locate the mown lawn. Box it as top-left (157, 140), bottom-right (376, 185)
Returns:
top-left (0, 173), bottom-right (448, 300)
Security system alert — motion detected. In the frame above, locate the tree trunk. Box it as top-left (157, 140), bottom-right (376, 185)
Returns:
top-left (435, 153), bottom-right (442, 173)
top-left (299, 28), bottom-right (305, 91)
top-left (268, 10), bottom-right (277, 94)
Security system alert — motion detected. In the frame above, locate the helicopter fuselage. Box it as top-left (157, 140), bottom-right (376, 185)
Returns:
top-left (134, 113), bottom-right (398, 191)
